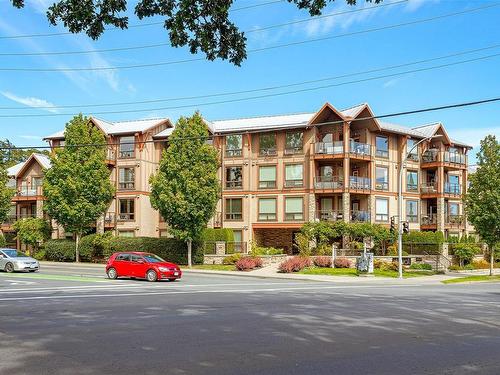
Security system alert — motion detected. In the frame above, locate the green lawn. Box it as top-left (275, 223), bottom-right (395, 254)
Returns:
top-left (299, 267), bottom-right (436, 278)
top-left (189, 264), bottom-right (236, 271)
top-left (442, 275), bottom-right (500, 284)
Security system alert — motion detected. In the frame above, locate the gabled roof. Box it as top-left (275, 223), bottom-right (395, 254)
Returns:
top-left (153, 126), bottom-right (176, 139)
top-left (379, 121), bottom-right (428, 138)
top-left (6, 153), bottom-right (51, 178)
top-left (6, 161), bottom-right (25, 177)
top-left (340, 103), bottom-right (367, 118)
top-left (44, 117), bottom-right (172, 140)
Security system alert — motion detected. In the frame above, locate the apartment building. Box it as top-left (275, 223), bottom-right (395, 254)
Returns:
top-left (208, 102), bottom-right (472, 253)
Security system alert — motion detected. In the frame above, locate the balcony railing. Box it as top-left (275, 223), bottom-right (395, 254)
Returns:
top-left (225, 149), bottom-right (242, 157)
top-left (349, 141), bottom-right (371, 156)
top-left (351, 210), bottom-right (370, 222)
top-left (259, 148), bottom-right (277, 157)
top-left (118, 213), bottom-right (134, 221)
top-left (284, 146), bottom-right (303, 155)
top-left (118, 182), bottom-right (135, 190)
top-left (375, 181), bottom-right (389, 191)
top-left (446, 214), bottom-right (465, 226)
top-left (421, 214), bottom-right (437, 225)
top-left (226, 180), bottom-right (243, 189)
top-left (284, 179), bottom-right (303, 188)
top-left (444, 152), bottom-right (466, 165)
top-left (407, 153), bottom-right (419, 162)
top-left (315, 141), bottom-right (344, 155)
top-left (259, 180), bottom-right (276, 189)
top-left (444, 183), bottom-right (461, 195)
top-left (420, 183), bottom-right (438, 194)
top-left (314, 175), bottom-right (343, 190)
top-left (16, 186), bottom-right (42, 197)
top-left (119, 150), bottom-right (135, 159)
top-left (422, 150), bottom-right (466, 166)
top-left (317, 210), bottom-right (343, 222)
top-left (349, 176), bottom-right (371, 190)
top-left (2, 213), bottom-right (37, 224)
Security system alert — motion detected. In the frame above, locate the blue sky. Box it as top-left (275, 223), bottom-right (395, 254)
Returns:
top-left (0, 0), bottom-right (499, 163)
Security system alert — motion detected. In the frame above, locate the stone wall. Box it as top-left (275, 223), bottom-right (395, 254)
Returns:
top-left (204, 254), bottom-right (287, 265)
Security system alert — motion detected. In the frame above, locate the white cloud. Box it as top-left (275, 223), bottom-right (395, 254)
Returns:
top-left (405, 0), bottom-right (440, 12)
top-left (383, 78), bottom-right (399, 88)
top-left (1, 91), bottom-right (59, 113)
top-left (450, 127), bottom-right (500, 148)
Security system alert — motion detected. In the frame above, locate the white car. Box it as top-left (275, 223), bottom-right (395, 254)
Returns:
top-left (0, 248), bottom-right (39, 273)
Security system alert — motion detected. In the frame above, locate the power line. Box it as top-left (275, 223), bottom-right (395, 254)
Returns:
top-left (1, 96), bottom-right (499, 150)
top-left (1, 42), bottom-right (499, 111)
top-left (0, 1), bottom-right (407, 56)
top-left (0, 3), bottom-right (496, 71)
top-left (1, 50), bottom-right (499, 118)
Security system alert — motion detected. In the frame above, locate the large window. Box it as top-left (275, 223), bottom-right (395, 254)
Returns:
top-left (375, 198), bottom-right (389, 222)
top-left (258, 198), bottom-right (276, 221)
top-left (259, 133), bottom-right (277, 156)
top-left (285, 197), bottom-right (303, 221)
top-left (225, 166), bottom-right (242, 189)
top-left (226, 134), bottom-right (243, 157)
top-left (119, 199), bottom-right (135, 221)
top-left (406, 170), bottom-right (418, 192)
top-left (259, 165), bottom-right (277, 189)
top-left (407, 138), bottom-right (419, 161)
top-left (375, 166), bottom-right (389, 190)
top-left (285, 131), bottom-right (303, 155)
top-left (406, 200), bottom-right (418, 223)
top-left (375, 136), bottom-right (389, 158)
top-left (119, 167), bottom-right (135, 190)
top-left (225, 198), bottom-right (242, 220)
top-left (119, 136), bottom-right (135, 158)
top-left (285, 164), bottom-right (303, 188)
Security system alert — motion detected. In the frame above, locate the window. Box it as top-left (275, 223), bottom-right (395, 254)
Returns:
top-left (259, 198), bottom-right (276, 221)
top-left (375, 136), bottom-right (389, 158)
top-left (259, 166), bottom-right (276, 189)
top-left (375, 166), bottom-right (389, 190)
top-left (285, 132), bottom-right (303, 155)
top-left (119, 168), bottom-right (135, 190)
top-left (226, 134), bottom-right (243, 157)
top-left (119, 199), bottom-right (135, 221)
top-left (406, 200), bottom-right (418, 223)
top-left (448, 202), bottom-right (459, 216)
top-left (375, 198), bottom-right (389, 221)
top-left (225, 198), bottom-right (242, 220)
top-left (116, 253), bottom-right (131, 260)
top-left (119, 136), bottom-right (135, 158)
top-left (285, 164), bottom-right (303, 187)
top-left (225, 167), bottom-right (242, 189)
top-left (232, 230), bottom-right (243, 252)
top-left (285, 197), bottom-right (303, 221)
top-left (407, 139), bottom-right (419, 161)
top-left (445, 175), bottom-right (460, 194)
top-left (406, 170), bottom-right (418, 192)
top-left (118, 231), bottom-right (135, 238)
top-left (259, 133), bottom-right (277, 156)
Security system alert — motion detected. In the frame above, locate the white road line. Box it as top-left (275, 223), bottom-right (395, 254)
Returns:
top-left (0, 284), bottom-right (423, 302)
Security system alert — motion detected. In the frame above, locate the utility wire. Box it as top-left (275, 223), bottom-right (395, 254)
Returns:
top-left (1, 42), bottom-right (498, 110)
top-left (0, 1), bottom-right (407, 56)
top-left (1, 96), bottom-right (498, 150)
top-left (1, 51), bottom-right (499, 118)
top-left (0, 3), bottom-right (496, 71)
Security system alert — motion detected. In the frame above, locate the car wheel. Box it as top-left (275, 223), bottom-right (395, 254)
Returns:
top-left (146, 270), bottom-right (158, 282)
top-left (107, 267), bottom-right (118, 279)
top-left (4, 263), bottom-right (14, 273)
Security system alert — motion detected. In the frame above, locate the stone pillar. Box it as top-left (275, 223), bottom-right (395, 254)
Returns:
top-left (215, 241), bottom-right (226, 255)
top-left (96, 215), bottom-right (105, 234)
top-left (342, 192), bottom-right (350, 223)
top-left (36, 200), bottom-right (44, 219)
top-left (308, 193), bottom-right (316, 222)
top-left (437, 197), bottom-right (445, 233)
top-left (367, 195), bottom-right (374, 223)
top-left (442, 242), bottom-right (449, 257)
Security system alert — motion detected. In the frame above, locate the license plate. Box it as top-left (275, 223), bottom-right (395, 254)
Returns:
top-left (174, 272), bottom-right (179, 276)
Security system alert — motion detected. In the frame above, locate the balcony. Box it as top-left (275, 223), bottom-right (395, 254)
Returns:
top-left (315, 141), bottom-right (344, 155)
top-left (118, 182), bottom-right (135, 190)
top-left (14, 186), bottom-right (43, 199)
top-left (317, 210), bottom-right (343, 222)
top-left (420, 183), bottom-right (438, 194)
top-left (444, 183), bottom-right (461, 196)
top-left (2, 213), bottom-right (37, 224)
top-left (349, 176), bottom-right (371, 191)
top-left (118, 213), bottom-right (134, 221)
top-left (284, 146), bottom-right (303, 155)
top-left (284, 179), bottom-right (303, 188)
top-left (422, 150), bottom-right (467, 168)
top-left (407, 153), bottom-right (419, 162)
top-left (119, 150), bottom-right (135, 159)
top-left (443, 152), bottom-right (466, 165)
top-left (421, 214), bottom-right (437, 226)
top-left (259, 148), bottom-right (277, 157)
top-left (351, 210), bottom-right (370, 222)
top-left (225, 149), bottom-right (242, 158)
top-left (446, 214), bottom-right (465, 227)
top-left (422, 149), bottom-right (439, 163)
top-left (226, 180), bottom-right (243, 189)
top-left (349, 141), bottom-right (371, 158)
top-left (314, 176), bottom-right (343, 190)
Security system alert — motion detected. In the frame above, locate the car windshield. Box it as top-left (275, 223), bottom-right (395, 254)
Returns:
top-left (2, 250), bottom-right (27, 258)
top-left (143, 254), bottom-right (166, 263)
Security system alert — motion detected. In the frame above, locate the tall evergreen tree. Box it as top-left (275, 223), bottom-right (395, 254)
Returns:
top-left (150, 112), bottom-right (220, 267)
top-left (0, 166), bottom-right (15, 227)
top-left (43, 114), bottom-right (114, 262)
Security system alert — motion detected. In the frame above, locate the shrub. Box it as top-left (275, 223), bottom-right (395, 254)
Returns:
top-left (251, 245), bottom-right (283, 256)
top-left (472, 259), bottom-right (490, 269)
top-left (222, 253), bottom-right (242, 265)
top-left (235, 256), bottom-right (263, 271)
top-left (295, 233), bottom-right (311, 257)
top-left (45, 240), bottom-right (77, 262)
top-left (379, 261), bottom-right (399, 272)
top-left (278, 256), bottom-right (311, 273)
top-left (334, 257), bottom-right (351, 268)
top-left (453, 243), bottom-right (481, 267)
top-left (313, 256), bottom-right (332, 268)
top-left (33, 250), bottom-right (46, 261)
top-left (449, 264), bottom-right (462, 271)
top-left (373, 259), bottom-right (385, 269)
top-left (79, 232), bottom-right (113, 260)
top-left (0, 233), bottom-right (6, 247)
top-left (409, 262), bottom-right (433, 270)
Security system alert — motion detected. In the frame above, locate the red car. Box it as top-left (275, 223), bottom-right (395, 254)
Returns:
top-left (106, 252), bottom-right (182, 282)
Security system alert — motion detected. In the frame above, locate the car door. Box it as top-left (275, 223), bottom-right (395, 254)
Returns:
top-left (130, 255), bottom-right (148, 278)
top-left (0, 251), bottom-right (6, 269)
top-left (113, 253), bottom-right (131, 276)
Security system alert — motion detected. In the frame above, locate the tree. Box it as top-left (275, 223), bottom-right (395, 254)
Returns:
top-left (0, 166), bottom-right (15, 227)
top-left (43, 114), bottom-right (114, 262)
top-left (10, 0), bottom-right (381, 66)
top-left (13, 218), bottom-right (51, 256)
top-left (0, 139), bottom-right (50, 169)
top-left (465, 135), bottom-right (500, 276)
top-left (150, 112), bottom-right (219, 267)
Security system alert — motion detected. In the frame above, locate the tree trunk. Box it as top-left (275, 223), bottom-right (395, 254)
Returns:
top-left (187, 239), bottom-right (192, 268)
top-left (75, 233), bottom-right (81, 263)
top-left (489, 243), bottom-right (494, 277)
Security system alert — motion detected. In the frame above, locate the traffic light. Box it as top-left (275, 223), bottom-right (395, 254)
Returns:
top-left (390, 216), bottom-right (396, 233)
top-left (403, 221), bottom-right (409, 234)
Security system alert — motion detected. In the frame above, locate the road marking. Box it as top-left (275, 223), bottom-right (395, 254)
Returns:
top-left (0, 284), bottom-right (423, 302)
top-left (4, 279), bottom-right (36, 286)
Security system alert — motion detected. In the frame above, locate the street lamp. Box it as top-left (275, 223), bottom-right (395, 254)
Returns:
top-left (397, 134), bottom-right (442, 279)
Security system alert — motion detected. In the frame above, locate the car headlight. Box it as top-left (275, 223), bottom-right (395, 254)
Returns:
top-left (158, 267), bottom-right (169, 272)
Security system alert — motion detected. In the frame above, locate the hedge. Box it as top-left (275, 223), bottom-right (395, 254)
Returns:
top-left (45, 240), bottom-right (78, 262)
top-left (201, 228), bottom-right (234, 242)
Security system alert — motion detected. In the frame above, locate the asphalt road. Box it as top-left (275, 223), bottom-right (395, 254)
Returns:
top-left (1, 264), bottom-right (499, 375)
